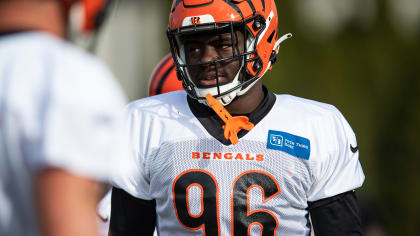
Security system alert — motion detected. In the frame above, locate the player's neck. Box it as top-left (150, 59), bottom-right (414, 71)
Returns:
top-left (0, 1), bottom-right (65, 38)
top-left (225, 81), bottom-right (265, 115)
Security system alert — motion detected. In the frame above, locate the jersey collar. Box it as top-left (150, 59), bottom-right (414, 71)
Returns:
top-left (187, 86), bottom-right (276, 145)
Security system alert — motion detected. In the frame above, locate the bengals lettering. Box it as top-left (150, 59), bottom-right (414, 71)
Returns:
top-left (192, 152), bottom-right (264, 161)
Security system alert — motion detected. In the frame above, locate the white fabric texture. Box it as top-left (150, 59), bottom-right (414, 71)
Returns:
top-left (111, 91), bottom-right (365, 235)
top-left (0, 32), bottom-right (128, 236)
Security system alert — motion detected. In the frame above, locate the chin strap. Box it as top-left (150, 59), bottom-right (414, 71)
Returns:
top-left (205, 93), bottom-right (254, 145)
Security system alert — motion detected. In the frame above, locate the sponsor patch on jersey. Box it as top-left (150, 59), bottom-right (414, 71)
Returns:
top-left (267, 130), bottom-right (310, 160)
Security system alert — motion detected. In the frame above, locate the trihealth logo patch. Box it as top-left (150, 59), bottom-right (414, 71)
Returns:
top-left (267, 130), bottom-right (310, 160)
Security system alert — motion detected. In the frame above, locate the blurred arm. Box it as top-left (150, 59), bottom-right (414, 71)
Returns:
top-left (35, 168), bottom-right (101, 236)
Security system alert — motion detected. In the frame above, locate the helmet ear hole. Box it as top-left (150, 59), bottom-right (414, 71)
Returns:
top-left (252, 59), bottom-right (262, 72)
top-left (252, 16), bottom-right (265, 31)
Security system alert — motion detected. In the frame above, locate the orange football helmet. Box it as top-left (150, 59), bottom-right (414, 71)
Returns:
top-left (148, 53), bottom-right (184, 96)
top-left (167, 0), bottom-right (291, 105)
top-left (62, 0), bottom-right (112, 33)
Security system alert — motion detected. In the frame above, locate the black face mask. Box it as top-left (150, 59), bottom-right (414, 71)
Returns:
top-left (167, 16), bottom-right (264, 103)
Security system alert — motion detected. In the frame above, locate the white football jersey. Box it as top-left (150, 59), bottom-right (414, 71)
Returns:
top-left (0, 32), bottom-right (128, 235)
top-left (112, 90), bottom-right (365, 236)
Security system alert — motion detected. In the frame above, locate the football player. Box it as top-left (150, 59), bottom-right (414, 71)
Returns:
top-left (0, 0), bottom-right (129, 236)
top-left (110, 0), bottom-right (365, 235)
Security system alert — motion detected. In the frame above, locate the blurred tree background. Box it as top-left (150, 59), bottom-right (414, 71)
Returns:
top-left (96, 0), bottom-right (420, 235)
top-left (264, 1), bottom-right (420, 235)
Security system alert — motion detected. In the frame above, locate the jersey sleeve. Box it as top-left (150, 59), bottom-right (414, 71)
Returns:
top-left (109, 102), bottom-right (161, 200)
top-left (306, 107), bottom-right (365, 202)
top-left (30, 53), bottom-right (129, 182)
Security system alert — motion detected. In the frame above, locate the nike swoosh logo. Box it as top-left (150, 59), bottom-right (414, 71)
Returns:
top-left (350, 144), bottom-right (359, 153)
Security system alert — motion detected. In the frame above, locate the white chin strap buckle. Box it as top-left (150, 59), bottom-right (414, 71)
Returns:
top-left (198, 91), bottom-right (237, 107)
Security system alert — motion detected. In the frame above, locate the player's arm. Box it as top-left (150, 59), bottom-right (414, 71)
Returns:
top-left (308, 190), bottom-right (362, 235)
top-left (307, 107), bottom-right (365, 235)
top-left (35, 168), bottom-right (101, 236)
top-left (109, 187), bottom-right (156, 236)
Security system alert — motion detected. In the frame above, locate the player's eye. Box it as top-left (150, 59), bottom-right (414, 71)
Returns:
top-left (221, 44), bottom-right (232, 49)
top-left (216, 42), bottom-right (234, 58)
top-left (189, 47), bottom-right (200, 53)
top-left (186, 44), bottom-right (201, 56)
top-left (215, 41), bottom-right (232, 49)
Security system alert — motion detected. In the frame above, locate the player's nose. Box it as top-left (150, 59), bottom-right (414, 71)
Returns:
top-left (200, 45), bottom-right (218, 64)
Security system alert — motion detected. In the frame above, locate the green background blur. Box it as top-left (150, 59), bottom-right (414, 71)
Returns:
top-left (159, 1), bottom-right (420, 235)
top-left (270, 2), bottom-right (420, 235)
top-left (266, 1), bottom-right (420, 235)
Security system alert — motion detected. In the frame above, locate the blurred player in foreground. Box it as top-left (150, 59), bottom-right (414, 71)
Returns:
top-left (97, 53), bottom-right (181, 236)
top-left (0, 0), bottom-right (129, 235)
top-left (110, 0), bottom-right (365, 235)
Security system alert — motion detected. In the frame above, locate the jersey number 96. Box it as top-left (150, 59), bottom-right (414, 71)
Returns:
top-left (172, 169), bottom-right (280, 236)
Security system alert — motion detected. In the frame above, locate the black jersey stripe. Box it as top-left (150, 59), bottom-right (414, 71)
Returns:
top-left (156, 64), bottom-right (176, 95)
top-left (245, 0), bottom-right (256, 15)
top-left (223, 0), bottom-right (244, 19)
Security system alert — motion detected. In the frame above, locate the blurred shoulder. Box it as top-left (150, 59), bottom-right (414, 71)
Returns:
top-left (0, 32), bottom-right (126, 107)
top-left (12, 32), bottom-right (116, 83)
top-left (43, 33), bottom-right (126, 107)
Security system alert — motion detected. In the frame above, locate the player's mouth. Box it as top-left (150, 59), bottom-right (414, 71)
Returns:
top-left (197, 74), bottom-right (227, 87)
